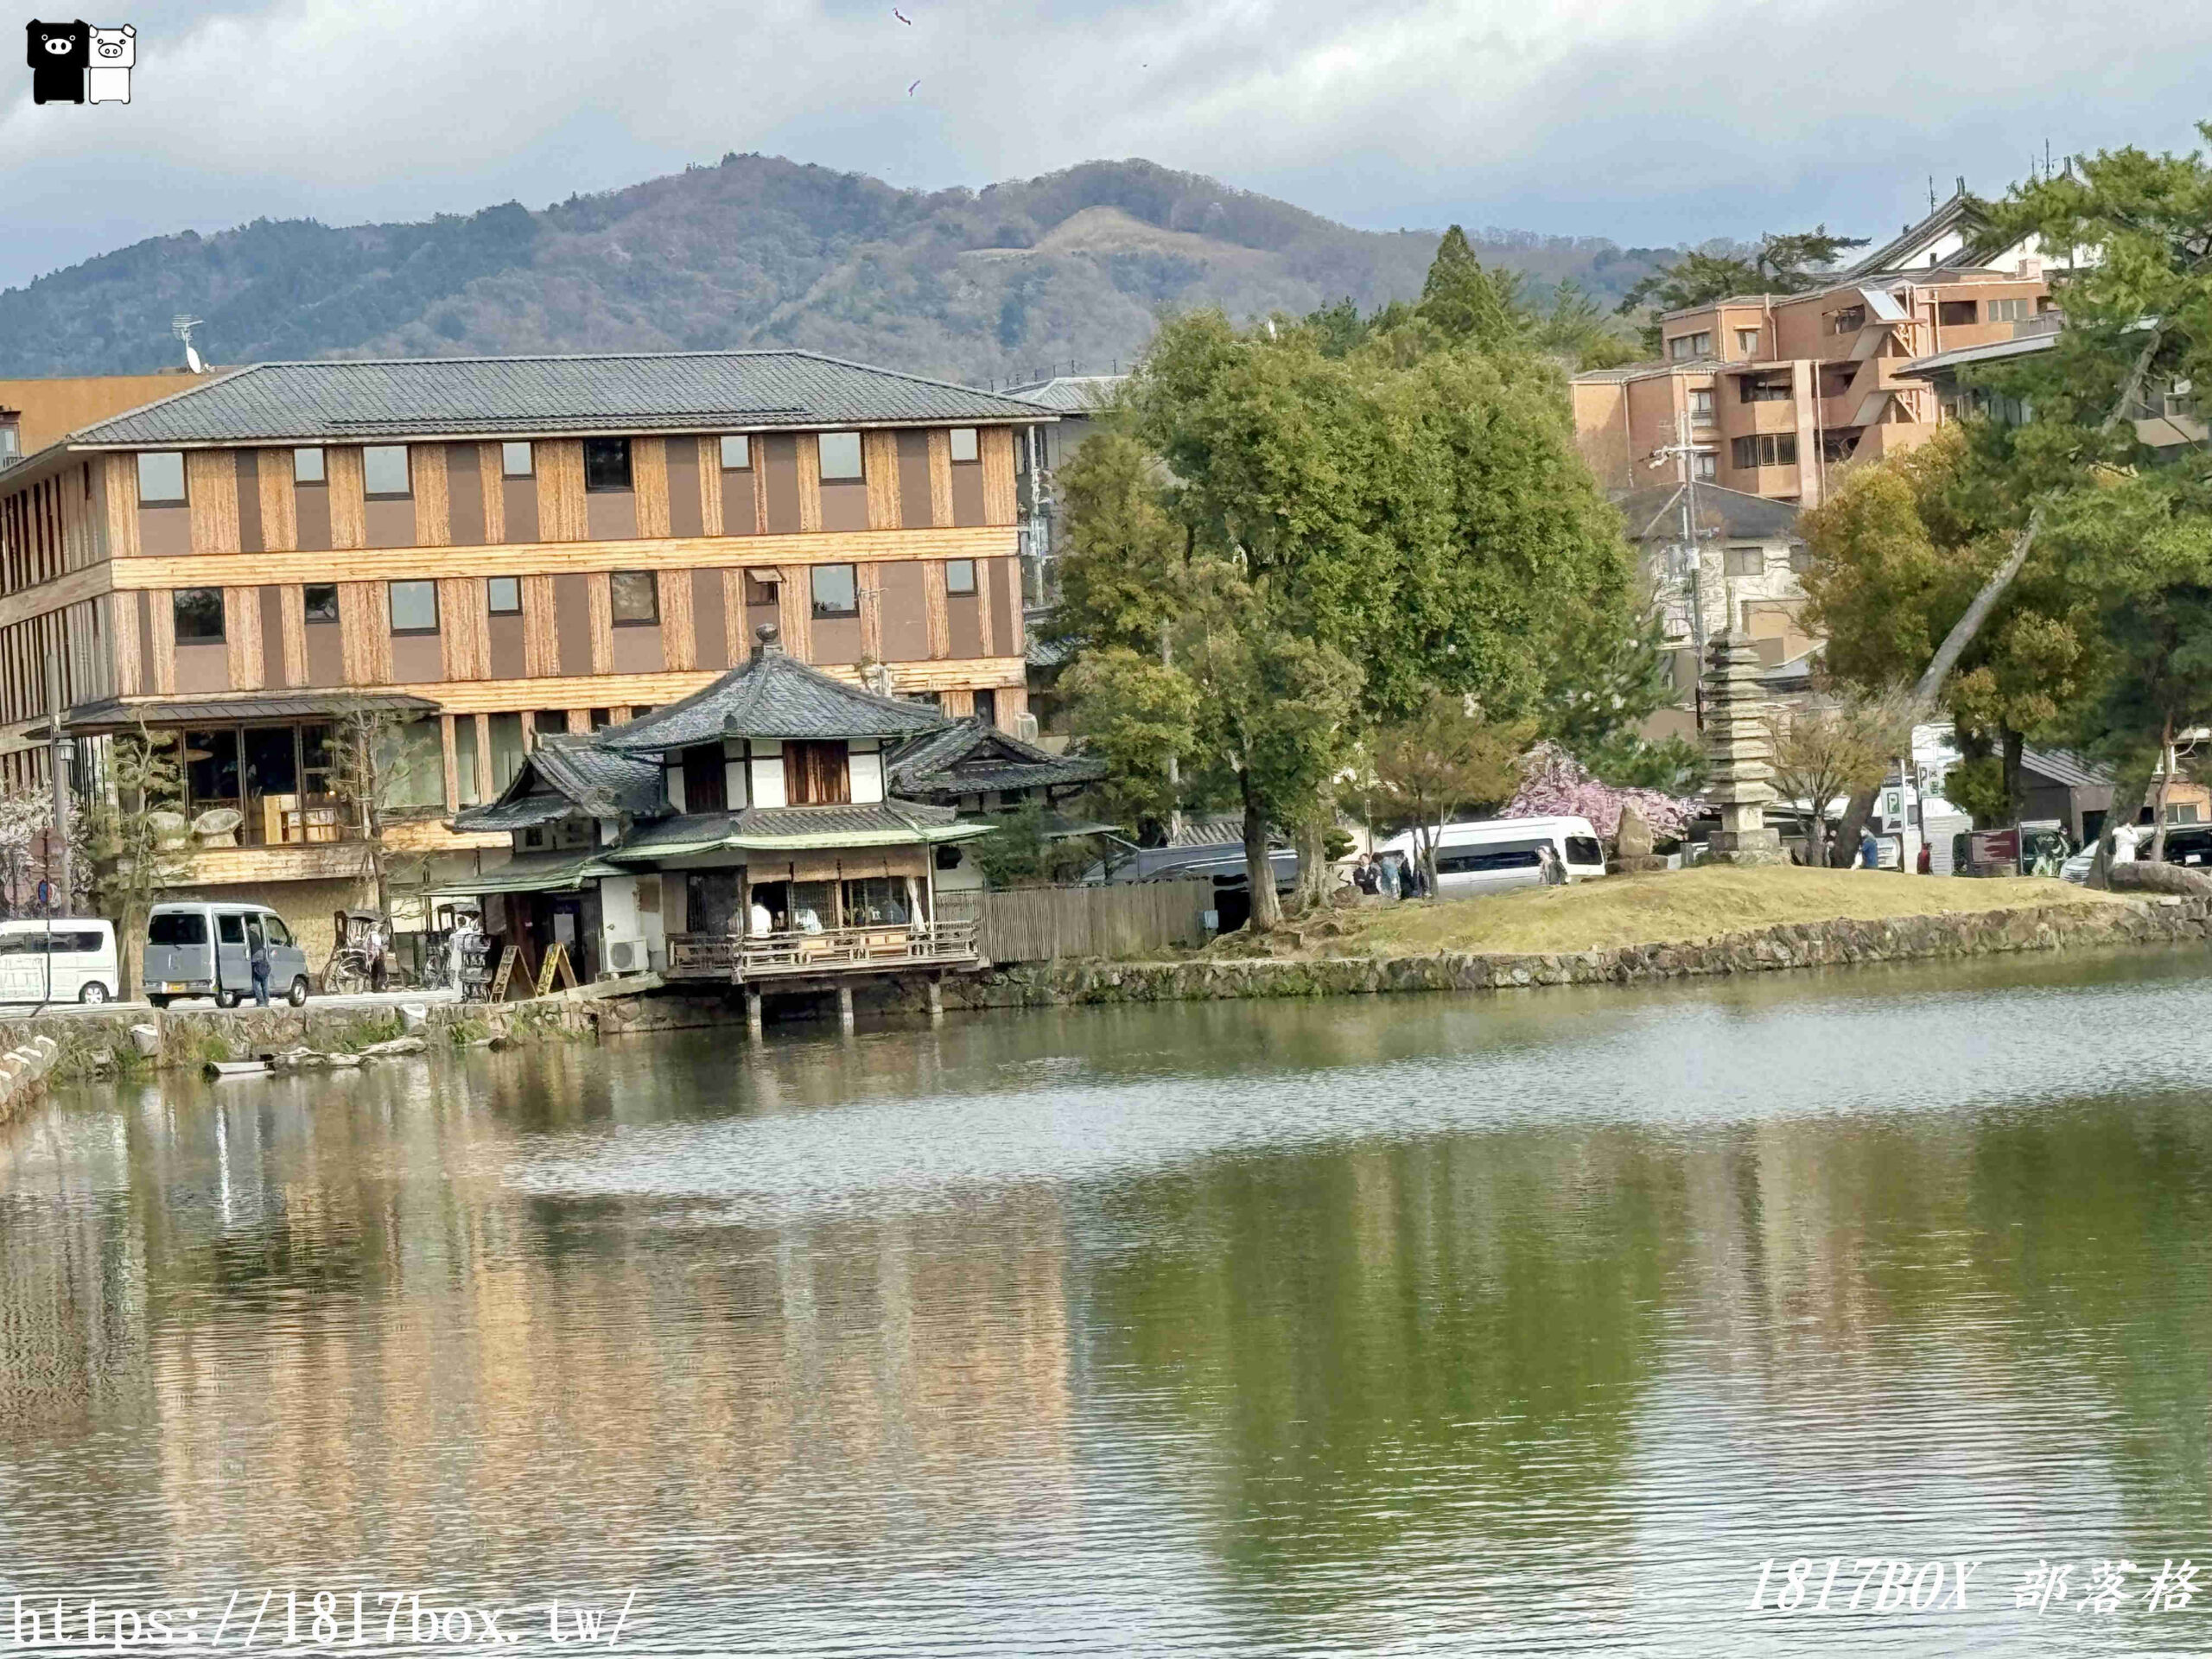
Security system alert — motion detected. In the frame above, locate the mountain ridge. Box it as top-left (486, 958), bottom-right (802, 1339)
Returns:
top-left (0, 155), bottom-right (1683, 385)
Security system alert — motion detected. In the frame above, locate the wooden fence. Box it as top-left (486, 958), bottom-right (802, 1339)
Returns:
top-left (937, 880), bottom-right (1216, 963)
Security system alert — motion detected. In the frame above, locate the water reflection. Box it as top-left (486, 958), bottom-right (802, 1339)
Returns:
top-left (1, 950), bottom-right (2210, 1653)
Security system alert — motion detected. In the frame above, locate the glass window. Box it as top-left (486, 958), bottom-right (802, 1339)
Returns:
top-left (810, 563), bottom-right (858, 619)
top-left (1688, 389), bottom-right (1713, 417)
top-left (293, 447), bottom-right (326, 485)
top-left (1736, 328), bottom-right (1761, 355)
top-left (945, 558), bottom-right (977, 596)
top-left (149, 912), bottom-right (207, 946)
top-left (488, 713), bottom-right (528, 791)
top-left (262, 914), bottom-right (293, 947)
top-left (137, 451), bottom-right (186, 505)
top-left (1731, 434), bottom-right (1799, 469)
top-left (1726, 546), bottom-right (1764, 578)
top-left (486, 575), bottom-right (522, 616)
top-left (173, 588), bottom-right (225, 642)
top-left (389, 580), bottom-right (439, 634)
top-left (841, 877), bottom-right (911, 926)
top-left (378, 718), bottom-right (445, 810)
top-left (610, 571), bottom-right (658, 626)
top-left (1789, 543), bottom-right (1815, 574)
top-left (1987, 297), bottom-right (2031, 323)
top-left (720, 435), bottom-right (751, 470)
top-left (501, 442), bottom-right (534, 478)
top-left (1938, 300), bottom-right (1979, 326)
top-left (217, 913), bottom-right (245, 946)
top-left (973, 687), bottom-right (997, 728)
top-left (1565, 836), bottom-right (1605, 867)
top-left (817, 432), bottom-right (863, 481)
top-left (583, 438), bottom-right (632, 493)
top-left (950, 427), bottom-right (980, 463)
top-left (303, 584), bottom-right (339, 623)
top-left (363, 445), bottom-right (411, 498)
top-left (453, 718), bottom-right (481, 807)
top-left (1693, 453), bottom-right (1717, 481)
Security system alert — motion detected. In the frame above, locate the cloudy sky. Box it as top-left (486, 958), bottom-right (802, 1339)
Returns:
top-left (4, 0), bottom-right (2211, 291)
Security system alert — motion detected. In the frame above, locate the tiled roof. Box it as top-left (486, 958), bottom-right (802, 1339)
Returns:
top-left (607, 798), bottom-right (981, 856)
top-left (1001, 374), bottom-right (1126, 413)
top-left (64, 352), bottom-right (1057, 448)
top-left (886, 717), bottom-right (1105, 799)
top-left (1612, 483), bottom-right (1803, 545)
top-left (449, 737), bottom-right (667, 833)
top-left (54, 690), bottom-right (437, 735)
top-left (2021, 747), bottom-right (2115, 790)
top-left (597, 649), bottom-right (949, 750)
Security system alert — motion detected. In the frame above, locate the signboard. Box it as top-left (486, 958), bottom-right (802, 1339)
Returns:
top-left (1970, 829), bottom-right (2020, 869)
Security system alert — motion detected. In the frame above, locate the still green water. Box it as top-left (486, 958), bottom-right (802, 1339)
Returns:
top-left (4, 952), bottom-right (2212, 1655)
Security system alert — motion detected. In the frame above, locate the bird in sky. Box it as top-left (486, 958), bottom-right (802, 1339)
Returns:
top-left (894, 8), bottom-right (912, 22)
top-left (907, 78), bottom-right (920, 94)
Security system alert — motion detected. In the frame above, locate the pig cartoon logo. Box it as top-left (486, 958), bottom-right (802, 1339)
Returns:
top-left (86, 23), bottom-right (132, 103)
top-left (26, 19), bottom-right (89, 105)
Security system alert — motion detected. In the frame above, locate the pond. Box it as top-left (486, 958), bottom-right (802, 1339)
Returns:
top-left (3, 950), bottom-right (2211, 1655)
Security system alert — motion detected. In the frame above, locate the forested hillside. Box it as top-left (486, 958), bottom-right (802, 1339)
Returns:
top-left (0, 155), bottom-right (1681, 384)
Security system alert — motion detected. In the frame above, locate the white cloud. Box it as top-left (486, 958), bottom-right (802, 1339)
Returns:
top-left (3, 0), bottom-right (2211, 289)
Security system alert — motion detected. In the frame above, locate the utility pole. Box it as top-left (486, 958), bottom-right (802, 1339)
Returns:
top-left (1647, 410), bottom-right (1714, 717)
top-left (1160, 619), bottom-right (1183, 842)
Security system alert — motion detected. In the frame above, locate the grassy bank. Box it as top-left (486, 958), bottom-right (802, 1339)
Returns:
top-left (1224, 866), bottom-right (2127, 960)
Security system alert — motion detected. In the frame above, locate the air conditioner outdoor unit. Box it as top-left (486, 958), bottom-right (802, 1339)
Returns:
top-left (1014, 712), bottom-right (1039, 742)
top-left (607, 938), bottom-right (640, 973)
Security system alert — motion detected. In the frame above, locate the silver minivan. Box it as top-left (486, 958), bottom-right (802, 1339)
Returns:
top-left (143, 902), bottom-right (310, 1008)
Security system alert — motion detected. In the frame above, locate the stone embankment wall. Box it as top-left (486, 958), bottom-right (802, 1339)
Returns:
top-left (950, 897), bottom-right (2212, 1008)
top-left (0, 1033), bottom-right (63, 1128)
top-left (0, 996), bottom-right (596, 1084)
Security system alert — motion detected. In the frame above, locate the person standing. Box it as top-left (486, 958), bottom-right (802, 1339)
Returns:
top-left (246, 922), bottom-right (271, 1008)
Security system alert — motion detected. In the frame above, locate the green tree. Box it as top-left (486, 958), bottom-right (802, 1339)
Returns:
top-left (79, 723), bottom-right (188, 996)
top-left (1534, 280), bottom-right (1641, 372)
top-left (1415, 226), bottom-right (1531, 354)
top-left (1539, 603), bottom-right (1707, 792)
top-left (1176, 594), bottom-right (1363, 930)
top-left (1822, 134), bottom-right (2212, 864)
top-left (1800, 427), bottom-right (2098, 830)
top-left (1364, 692), bottom-right (1529, 894)
top-left (1039, 428), bottom-right (1185, 656)
top-left (1764, 691), bottom-right (1911, 869)
top-left (1064, 645), bottom-right (1201, 838)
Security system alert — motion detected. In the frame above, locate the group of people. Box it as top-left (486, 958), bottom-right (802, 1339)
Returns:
top-left (1348, 852), bottom-right (1412, 899)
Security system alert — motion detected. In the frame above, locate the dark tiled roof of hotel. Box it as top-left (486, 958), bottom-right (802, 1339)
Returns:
top-left (54, 690), bottom-right (437, 735)
top-left (597, 650), bottom-right (949, 750)
top-left (64, 352), bottom-right (1056, 447)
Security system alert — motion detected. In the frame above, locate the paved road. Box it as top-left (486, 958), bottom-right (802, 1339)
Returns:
top-left (1, 987), bottom-right (467, 1018)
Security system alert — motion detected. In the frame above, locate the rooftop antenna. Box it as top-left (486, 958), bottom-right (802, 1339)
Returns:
top-left (1929, 176), bottom-right (1937, 213)
top-left (172, 315), bottom-right (207, 375)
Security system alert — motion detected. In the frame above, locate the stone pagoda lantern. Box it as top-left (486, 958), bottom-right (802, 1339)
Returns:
top-left (1700, 629), bottom-right (1784, 865)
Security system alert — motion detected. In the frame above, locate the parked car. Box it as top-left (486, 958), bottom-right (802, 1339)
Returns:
top-left (1373, 816), bottom-right (1608, 897)
top-left (0, 918), bottom-right (119, 1004)
top-left (142, 902), bottom-right (310, 1007)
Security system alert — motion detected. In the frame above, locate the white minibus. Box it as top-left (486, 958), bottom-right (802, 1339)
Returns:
top-left (0, 918), bottom-right (121, 1004)
top-left (1374, 816), bottom-right (1609, 896)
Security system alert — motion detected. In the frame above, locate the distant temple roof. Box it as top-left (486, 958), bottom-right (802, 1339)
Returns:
top-left (596, 649), bottom-right (949, 753)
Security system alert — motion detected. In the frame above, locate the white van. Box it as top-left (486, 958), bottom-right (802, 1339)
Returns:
top-left (1374, 816), bottom-right (1609, 896)
top-left (0, 918), bottom-right (121, 1005)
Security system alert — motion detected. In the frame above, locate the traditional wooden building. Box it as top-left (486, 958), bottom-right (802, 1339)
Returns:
top-left (0, 352), bottom-right (1052, 954)
top-left (448, 639), bottom-right (992, 1004)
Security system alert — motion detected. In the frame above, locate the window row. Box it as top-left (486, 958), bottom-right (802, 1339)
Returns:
top-left (164, 556), bottom-right (995, 643)
top-left (136, 428), bottom-right (990, 508)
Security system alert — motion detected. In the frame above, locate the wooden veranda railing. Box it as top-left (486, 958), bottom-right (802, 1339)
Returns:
top-left (665, 919), bottom-right (981, 982)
